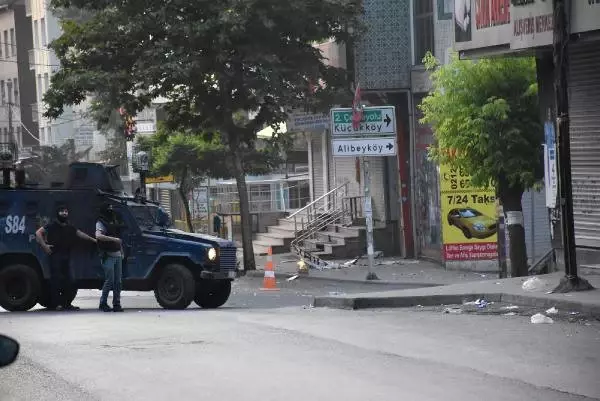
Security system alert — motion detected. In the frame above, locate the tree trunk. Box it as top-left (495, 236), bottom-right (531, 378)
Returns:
top-left (179, 187), bottom-right (194, 233)
top-left (233, 151), bottom-right (256, 271)
top-left (178, 168), bottom-right (194, 233)
top-left (498, 178), bottom-right (528, 277)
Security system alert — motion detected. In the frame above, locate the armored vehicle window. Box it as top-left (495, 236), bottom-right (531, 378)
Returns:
top-left (72, 168), bottom-right (88, 184)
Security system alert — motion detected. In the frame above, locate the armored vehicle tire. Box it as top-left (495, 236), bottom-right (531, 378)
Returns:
top-left (154, 264), bottom-right (195, 309)
top-left (38, 286), bottom-right (78, 308)
top-left (0, 264), bottom-right (41, 312)
top-left (194, 280), bottom-right (232, 309)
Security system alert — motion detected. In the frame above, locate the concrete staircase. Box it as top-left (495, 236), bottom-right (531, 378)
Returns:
top-left (252, 217), bottom-right (298, 255)
top-left (253, 181), bottom-right (368, 264)
top-left (253, 219), bottom-right (366, 259)
top-left (303, 224), bottom-right (366, 260)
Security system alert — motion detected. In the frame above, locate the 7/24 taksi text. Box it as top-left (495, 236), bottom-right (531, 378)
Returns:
top-left (447, 194), bottom-right (496, 205)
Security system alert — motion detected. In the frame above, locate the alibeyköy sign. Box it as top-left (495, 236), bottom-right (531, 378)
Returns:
top-left (332, 138), bottom-right (397, 157)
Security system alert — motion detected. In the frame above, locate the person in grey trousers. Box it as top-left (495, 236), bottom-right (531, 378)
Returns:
top-left (95, 205), bottom-right (124, 312)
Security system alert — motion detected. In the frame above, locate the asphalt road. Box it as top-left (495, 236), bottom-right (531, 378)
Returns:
top-left (17, 275), bottom-right (415, 311)
top-left (1, 277), bottom-right (599, 401)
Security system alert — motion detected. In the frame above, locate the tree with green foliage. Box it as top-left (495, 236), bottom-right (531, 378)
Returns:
top-left (420, 53), bottom-right (543, 277)
top-left (139, 125), bottom-right (282, 233)
top-left (43, 0), bottom-right (361, 270)
top-left (139, 129), bottom-right (226, 233)
top-left (90, 105), bottom-right (128, 174)
top-left (23, 139), bottom-right (91, 186)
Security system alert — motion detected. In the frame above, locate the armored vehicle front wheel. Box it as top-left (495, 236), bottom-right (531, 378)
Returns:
top-left (194, 280), bottom-right (232, 309)
top-left (38, 286), bottom-right (78, 309)
top-left (153, 264), bottom-right (195, 309)
top-left (0, 264), bottom-right (41, 312)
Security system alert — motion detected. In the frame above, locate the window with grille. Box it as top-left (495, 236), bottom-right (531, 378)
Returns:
top-left (3, 31), bottom-right (8, 59)
top-left (10, 29), bottom-right (15, 56)
top-left (33, 20), bottom-right (39, 48)
top-left (40, 18), bottom-right (47, 47)
top-left (13, 78), bottom-right (18, 104)
top-left (413, 0), bottom-right (434, 65)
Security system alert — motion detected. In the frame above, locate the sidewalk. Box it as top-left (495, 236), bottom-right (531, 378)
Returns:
top-left (245, 253), bottom-right (492, 286)
top-left (312, 270), bottom-right (600, 317)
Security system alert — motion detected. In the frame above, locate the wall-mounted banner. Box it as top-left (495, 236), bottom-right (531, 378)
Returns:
top-left (286, 112), bottom-right (330, 133)
top-left (511, 0), bottom-right (554, 49)
top-left (146, 175), bottom-right (174, 184)
top-left (440, 163), bottom-right (498, 261)
top-left (454, 0), bottom-right (511, 50)
top-left (455, 0), bottom-right (599, 53)
top-left (572, 0), bottom-right (600, 34)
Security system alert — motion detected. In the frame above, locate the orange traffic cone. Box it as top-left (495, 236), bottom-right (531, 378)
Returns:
top-left (261, 247), bottom-right (279, 291)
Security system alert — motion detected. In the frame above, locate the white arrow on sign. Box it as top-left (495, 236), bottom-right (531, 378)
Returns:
top-left (332, 137), bottom-right (397, 157)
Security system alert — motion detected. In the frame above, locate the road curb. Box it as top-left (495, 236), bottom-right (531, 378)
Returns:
top-left (242, 270), bottom-right (443, 288)
top-left (312, 291), bottom-right (600, 317)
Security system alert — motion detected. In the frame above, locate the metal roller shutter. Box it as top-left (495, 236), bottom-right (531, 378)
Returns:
top-left (521, 189), bottom-right (552, 263)
top-left (312, 135), bottom-right (325, 199)
top-left (334, 157), bottom-right (360, 196)
top-left (568, 43), bottom-right (600, 248)
top-left (365, 156), bottom-right (386, 224)
top-left (159, 189), bottom-right (172, 216)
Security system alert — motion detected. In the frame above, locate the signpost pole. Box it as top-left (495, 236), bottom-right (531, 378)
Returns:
top-left (363, 157), bottom-right (378, 280)
top-left (330, 105), bottom-right (395, 281)
top-left (496, 198), bottom-right (507, 279)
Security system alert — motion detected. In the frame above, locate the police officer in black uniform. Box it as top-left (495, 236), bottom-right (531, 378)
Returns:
top-left (35, 205), bottom-right (97, 310)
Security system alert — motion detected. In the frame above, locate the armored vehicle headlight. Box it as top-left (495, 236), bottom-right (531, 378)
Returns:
top-left (208, 247), bottom-right (218, 261)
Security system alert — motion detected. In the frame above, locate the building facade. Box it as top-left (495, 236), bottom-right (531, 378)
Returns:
top-left (290, 1), bottom-right (413, 257)
top-left (451, 0), bottom-right (600, 269)
top-left (25, 0), bottom-right (93, 149)
top-left (0, 0), bottom-right (38, 149)
top-left (409, 0), bottom-right (553, 266)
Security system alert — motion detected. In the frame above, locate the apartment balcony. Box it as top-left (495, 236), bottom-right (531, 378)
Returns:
top-left (28, 49), bottom-right (39, 70)
top-left (31, 103), bottom-right (39, 123)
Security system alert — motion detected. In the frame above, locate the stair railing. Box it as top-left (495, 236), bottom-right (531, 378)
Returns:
top-left (289, 183), bottom-right (370, 269)
top-left (287, 181), bottom-right (349, 237)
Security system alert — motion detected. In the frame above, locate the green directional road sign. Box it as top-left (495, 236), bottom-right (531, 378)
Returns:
top-left (330, 106), bottom-right (396, 137)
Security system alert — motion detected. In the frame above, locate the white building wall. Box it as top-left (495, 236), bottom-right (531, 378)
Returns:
top-left (433, 1), bottom-right (454, 63)
top-left (28, 0), bottom-right (91, 147)
top-left (0, 8), bottom-right (21, 146)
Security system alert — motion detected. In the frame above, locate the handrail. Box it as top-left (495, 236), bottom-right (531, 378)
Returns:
top-left (288, 182), bottom-right (354, 270)
top-left (286, 181), bottom-right (348, 219)
top-left (528, 248), bottom-right (554, 275)
top-left (291, 209), bottom-right (345, 248)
